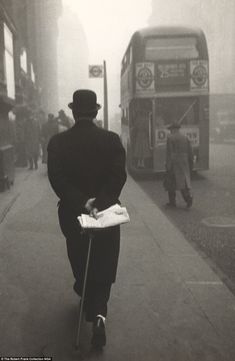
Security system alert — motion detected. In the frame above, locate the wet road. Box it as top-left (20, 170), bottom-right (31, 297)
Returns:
top-left (136, 142), bottom-right (235, 294)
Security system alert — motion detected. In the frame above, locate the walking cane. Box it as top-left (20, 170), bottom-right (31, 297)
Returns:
top-left (75, 230), bottom-right (93, 349)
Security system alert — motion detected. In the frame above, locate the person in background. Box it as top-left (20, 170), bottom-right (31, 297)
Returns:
top-left (38, 110), bottom-right (47, 164)
top-left (164, 121), bottom-right (193, 208)
top-left (57, 109), bottom-right (71, 132)
top-left (14, 105), bottom-right (28, 167)
top-left (24, 110), bottom-right (40, 170)
top-left (41, 113), bottom-right (59, 163)
top-left (47, 89), bottom-right (126, 349)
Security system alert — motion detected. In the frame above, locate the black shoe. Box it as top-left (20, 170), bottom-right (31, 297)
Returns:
top-left (91, 316), bottom-right (106, 349)
top-left (166, 202), bottom-right (176, 208)
top-left (186, 197), bottom-right (193, 208)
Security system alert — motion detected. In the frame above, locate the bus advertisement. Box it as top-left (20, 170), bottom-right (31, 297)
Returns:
top-left (120, 26), bottom-right (209, 173)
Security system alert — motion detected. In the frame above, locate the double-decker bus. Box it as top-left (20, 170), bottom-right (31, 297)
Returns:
top-left (120, 26), bottom-right (209, 173)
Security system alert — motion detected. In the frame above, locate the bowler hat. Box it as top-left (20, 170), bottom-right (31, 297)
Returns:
top-left (68, 89), bottom-right (101, 114)
top-left (167, 122), bottom-right (181, 130)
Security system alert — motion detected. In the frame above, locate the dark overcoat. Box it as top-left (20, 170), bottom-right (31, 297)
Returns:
top-left (166, 132), bottom-right (193, 190)
top-left (47, 121), bottom-right (127, 284)
top-left (24, 117), bottom-right (40, 157)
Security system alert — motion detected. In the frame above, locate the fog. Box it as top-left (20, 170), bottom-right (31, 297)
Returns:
top-left (57, 0), bottom-right (235, 130)
top-left (58, 0), bottom-right (151, 129)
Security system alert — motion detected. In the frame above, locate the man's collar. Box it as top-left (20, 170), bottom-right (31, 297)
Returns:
top-left (74, 119), bottom-right (96, 127)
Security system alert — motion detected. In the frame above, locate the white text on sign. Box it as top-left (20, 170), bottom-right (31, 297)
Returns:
top-left (156, 127), bottom-right (199, 147)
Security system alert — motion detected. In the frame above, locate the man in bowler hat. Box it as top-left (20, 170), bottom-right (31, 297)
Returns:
top-left (165, 121), bottom-right (193, 208)
top-left (47, 89), bottom-right (127, 348)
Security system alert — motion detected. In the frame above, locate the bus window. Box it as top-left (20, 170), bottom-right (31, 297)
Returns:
top-left (155, 98), bottom-right (198, 126)
top-left (145, 37), bottom-right (199, 60)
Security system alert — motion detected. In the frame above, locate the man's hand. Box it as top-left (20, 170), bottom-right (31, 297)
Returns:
top-left (84, 198), bottom-right (95, 212)
top-left (84, 198), bottom-right (98, 219)
top-left (90, 207), bottom-right (98, 219)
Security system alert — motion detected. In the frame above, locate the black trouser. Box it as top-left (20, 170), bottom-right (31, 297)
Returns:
top-left (59, 205), bottom-right (119, 322)
top-left (66, 236), bottom-right (112, 321)
top-left (168, 187), bottom-right (192, 205)
top-left (28, 154), bottom-right (38, 169)
top-left (74, 278), bottom-right (111, 321)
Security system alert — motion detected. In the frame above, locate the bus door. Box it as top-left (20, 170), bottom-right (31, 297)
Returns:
top-left (152, 99), bottom-right (169, 172)
top-left (130, 99), bottom-right (154, 170)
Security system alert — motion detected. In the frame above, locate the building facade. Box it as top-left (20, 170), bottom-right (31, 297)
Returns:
top-left (0, 0), bottom-right (62, 147)
top-left (0, 0), bottom-right (62, 190)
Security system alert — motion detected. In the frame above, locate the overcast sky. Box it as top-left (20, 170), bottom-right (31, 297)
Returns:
top-left (61, 0), bottom-right (152, 121)
top-left (63, 0), bottom-right (151, 61)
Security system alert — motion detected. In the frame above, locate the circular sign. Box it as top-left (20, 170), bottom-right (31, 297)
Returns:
top-left (89, 66), bottom-right (102, 77)
top-left (136, 66), bottom-right (153, 89)
top-left (191, 65), bottom-right (208, 86)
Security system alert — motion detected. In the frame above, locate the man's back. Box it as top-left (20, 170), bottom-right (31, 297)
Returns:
top-left (48, 121), bottom-right (126, 213)
top-left (167, 132), bottom-right (190, 155)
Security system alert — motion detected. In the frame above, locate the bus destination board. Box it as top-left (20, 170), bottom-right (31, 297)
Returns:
top-left (156, 62), bottom-right (188, 86)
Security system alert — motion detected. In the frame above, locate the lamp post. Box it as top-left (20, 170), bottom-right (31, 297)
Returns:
top-left (89, 62), bottom-right (108, 129)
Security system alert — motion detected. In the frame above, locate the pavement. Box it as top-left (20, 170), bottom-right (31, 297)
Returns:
top-left (0, 164), bottom-right (235, 360)
top-left (0, 167), bottom-right (33, 224)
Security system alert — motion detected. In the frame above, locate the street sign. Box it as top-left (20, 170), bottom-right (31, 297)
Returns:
top-left (89, 65), bottom-right (104, 78)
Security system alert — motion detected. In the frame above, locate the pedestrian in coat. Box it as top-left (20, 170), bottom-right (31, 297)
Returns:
top-left (164, 122), bottom-right (193, 208)
top-left (24, 111), bottom-right (40, 170)
top-left (57, 109), bottom-right (71, 132)
top-left (41, 113), bottom-right (59, 164)
top-left (14, 105), bottom-right (28, 167)
top-left (47, 89), bottom-right (127, 349)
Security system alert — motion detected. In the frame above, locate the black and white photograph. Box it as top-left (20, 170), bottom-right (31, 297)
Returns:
top-left (0, 0), bottom-right (235, 360)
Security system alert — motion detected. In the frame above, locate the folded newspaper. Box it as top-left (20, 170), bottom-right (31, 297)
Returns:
top-left (78, 204), bottom-right (130, 229)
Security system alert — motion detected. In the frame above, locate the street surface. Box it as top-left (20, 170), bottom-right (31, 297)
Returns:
top-left (136, 141), bottom-right (235, 294)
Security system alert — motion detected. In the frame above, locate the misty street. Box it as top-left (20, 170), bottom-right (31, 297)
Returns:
top-left (137, 141), bottom-right (235, 294)
top-left (0, 141), bottom-right (235, 359)
top-left (0, 0), bottom-right (235, 360)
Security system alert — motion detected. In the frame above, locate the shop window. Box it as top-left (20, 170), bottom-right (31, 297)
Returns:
top-left (20, 49), bottom-right (27, 73)
top-left (31, 63), bottom-right (35, 83)
top-left (4, 23), bottom-right (15, 99)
